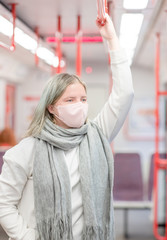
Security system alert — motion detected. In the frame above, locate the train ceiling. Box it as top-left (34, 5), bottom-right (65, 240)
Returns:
top-left (0, 0), bottom-right (167, 71)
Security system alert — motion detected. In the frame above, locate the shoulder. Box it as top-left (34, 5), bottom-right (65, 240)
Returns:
top-left (3, 137), bottom-right (35, 175)
top-left (5, 137), bottom-right (35, 156)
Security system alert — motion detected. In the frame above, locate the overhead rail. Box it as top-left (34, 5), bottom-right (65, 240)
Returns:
top-left (46, 36), bottom-right (103, 43)
top-left (153, 32), bottom-right (167, 240)
top-left (46, 0), bottom-right (108, 44)
top-left (0, 3), bottom-right (16, 51)
top-left (0, 1), bottom-right (111, 76)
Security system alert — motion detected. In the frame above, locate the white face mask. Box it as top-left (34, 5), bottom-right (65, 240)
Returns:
top-left (54, 102), bottom-right (88, 128)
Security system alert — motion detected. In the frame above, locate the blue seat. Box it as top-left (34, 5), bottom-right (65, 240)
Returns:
top-left (113, 152), bottom-right (150, 238)
top-left (113, 153), bottom-right (143, 201)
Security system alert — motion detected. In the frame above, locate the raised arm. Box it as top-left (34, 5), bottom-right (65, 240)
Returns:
top-left (93, 14), bottom-right (134, 141)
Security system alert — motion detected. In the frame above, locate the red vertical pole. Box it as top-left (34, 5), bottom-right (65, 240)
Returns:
top-left (105, 0), bottom-right (108, 13)
top-left (154, 32), bottom-right (167, 240)
top-left (107, 0), bottom-right (111, 15)
top-left (56, 15), bottom-right (62, 74)
top-left (76, 15), bottom-right (82, 76)
top-left (155, 33), bottom-right (160, 156)
top-left (154, 32), bottom-right (160, 240)
top-left (35, 27), bottom-right (39, 66)
top-left (5, 85), bottom-right (15, 128)
top-left (10, 3), bottom-right (16, 51)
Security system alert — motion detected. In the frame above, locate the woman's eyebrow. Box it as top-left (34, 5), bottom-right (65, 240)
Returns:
top-left (63, 96), bottom-right (87, 99)
top-left (64, 96), bottom-right (75, 99)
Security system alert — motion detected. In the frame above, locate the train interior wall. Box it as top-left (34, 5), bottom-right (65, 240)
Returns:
top-left (0, 1), bottom-right (167, 236)
top-left (0, 44), bottom-right (166, 191)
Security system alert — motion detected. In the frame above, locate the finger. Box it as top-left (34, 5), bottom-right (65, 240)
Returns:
top-left (105, 13), bottom-right (113, 24)
top-left (96, 18), bottom-right (103, 27)
top-left (96, 17), bottom-right (107, 27)
top-left (96, 19), bottom-right (101, 28)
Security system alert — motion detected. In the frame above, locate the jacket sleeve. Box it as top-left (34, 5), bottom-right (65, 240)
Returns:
top-left (0, 153), bottom-right (36, 240)
top-left (93, 49), bottom-right (134, 141)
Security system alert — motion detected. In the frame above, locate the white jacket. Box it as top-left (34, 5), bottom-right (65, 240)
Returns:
top-left (0, 50), bottom-right (134, 240)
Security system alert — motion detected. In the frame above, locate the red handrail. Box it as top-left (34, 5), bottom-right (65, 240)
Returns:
top-left (46, 36), bottom-right (103, 43)
top-left (76, 15), bottom-right (82, 76)
top-left (153, 32), bottom-right (167, 240)
top-left (11, 3), bottom-right (16, 51)
top-left (35, 27), bottom-right (39, 66)
top-left (56, 15), bottom-right (62, 74)
top-left (97, 0), bottom-right (108, 25)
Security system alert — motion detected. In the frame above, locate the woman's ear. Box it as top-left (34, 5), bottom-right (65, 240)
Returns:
top-left (47, 105), bottom-right (54, 114)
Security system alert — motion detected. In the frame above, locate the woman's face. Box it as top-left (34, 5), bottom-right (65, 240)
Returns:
top-left (48, 82), bottom-right (87, 128)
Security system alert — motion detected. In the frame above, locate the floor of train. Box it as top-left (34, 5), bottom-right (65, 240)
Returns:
top-left (0, 209), bottom-right (156, 239)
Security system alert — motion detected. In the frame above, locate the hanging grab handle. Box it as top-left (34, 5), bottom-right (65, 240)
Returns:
top-left (96, 0), bottom-right (108, 25)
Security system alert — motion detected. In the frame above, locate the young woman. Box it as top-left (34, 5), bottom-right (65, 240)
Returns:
top-left (0, 14), bottom-right (134, 240)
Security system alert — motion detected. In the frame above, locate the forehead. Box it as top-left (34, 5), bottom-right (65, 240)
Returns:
top-left (62, 82), bottom-right (86, 96)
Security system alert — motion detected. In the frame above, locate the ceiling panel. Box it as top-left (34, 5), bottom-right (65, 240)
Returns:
top-left (0, 0), bottom-right (167, 71)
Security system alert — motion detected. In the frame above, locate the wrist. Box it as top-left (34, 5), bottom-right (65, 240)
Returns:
top-left (107, 36), bottom-right (120, 51)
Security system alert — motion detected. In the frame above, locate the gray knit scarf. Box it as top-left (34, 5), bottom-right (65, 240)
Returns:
top-left (33, 118), bottom-right (115, 240)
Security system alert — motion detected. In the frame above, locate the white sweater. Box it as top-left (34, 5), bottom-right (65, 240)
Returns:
top-left (0, 50), bottom-right (134, 240)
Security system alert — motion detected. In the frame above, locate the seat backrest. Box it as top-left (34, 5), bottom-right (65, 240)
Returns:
top-left (113, 153), bottom-right (143, 201)
top-left (148, 153), bottom-right (167, 201)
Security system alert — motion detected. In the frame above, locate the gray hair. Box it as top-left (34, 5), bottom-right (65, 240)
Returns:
top-left (25, 73), bottom-right (87, 137)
